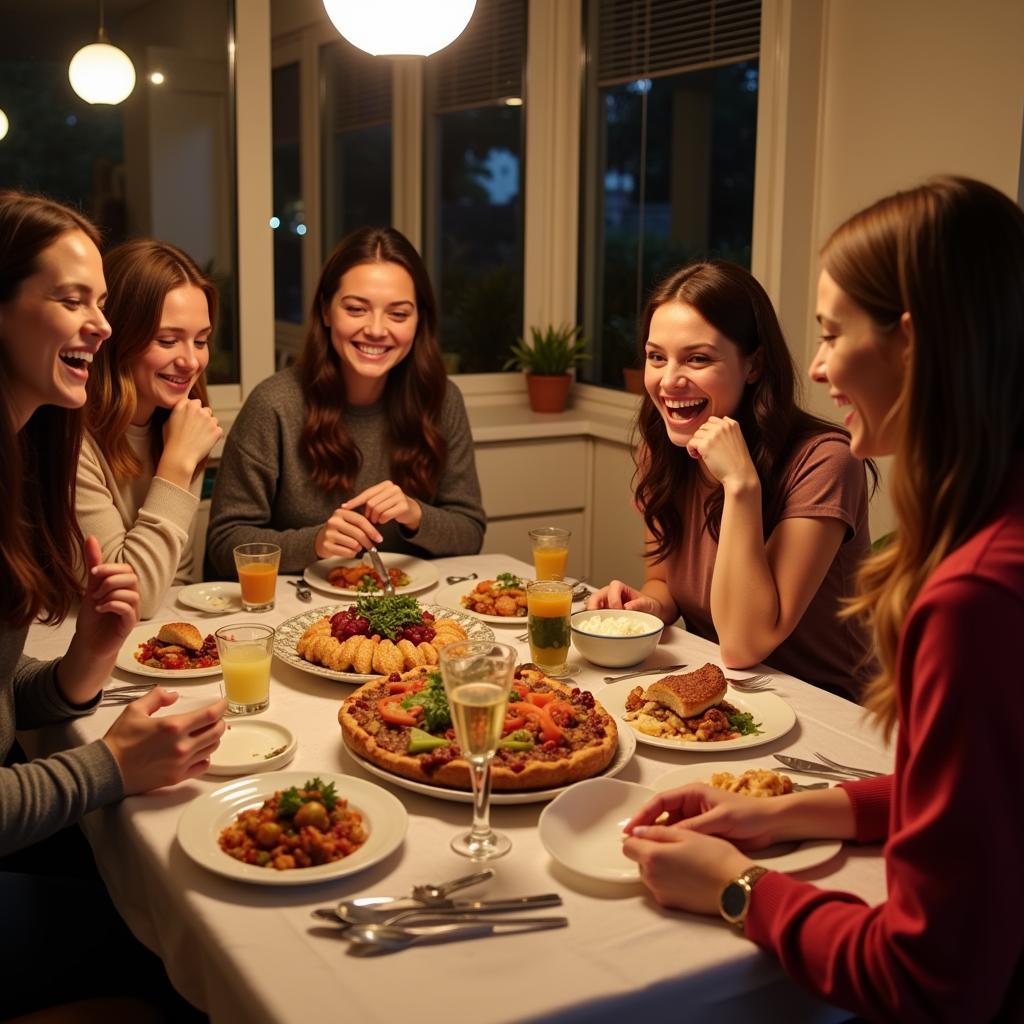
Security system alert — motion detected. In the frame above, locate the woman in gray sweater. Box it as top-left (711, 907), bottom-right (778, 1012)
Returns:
top-left (207, 226), bottom-right (485, 576)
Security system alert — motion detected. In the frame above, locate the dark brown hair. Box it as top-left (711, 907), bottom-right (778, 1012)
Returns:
top-left (0, 191), bottom-right (100, 626)
top-left (827, 177), bottom-right (1024, 733)
top-left (86, 239), bottom-right (216, 480)
top-left (635, 260), bottom-right (872, 560)
top-left (298, 226), bottom-right (447, 498)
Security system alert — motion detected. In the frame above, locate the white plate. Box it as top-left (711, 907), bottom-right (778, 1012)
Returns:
top-left (539, 777), bottom-right (655, 883)
top-left (207, 720), bottom-right (298, 776)
top-left (652, 762), bottom-right (843, 873)
top-left (177, 582), bottom-right (243, 614)
top-left (177, 770), bottom-right (408, 885)
top-left (599, 679), bottom-right (796, 752)
top-left (273, 603), bottom-right (496, 684)
top-left (344, 724), bottom-right (637, 805)
top-left (115, 622), bottom-right (222, 680)
top-left (433, 580), bottom-right (587, 625)
top-left (303, 554), bottom-right (438, 598)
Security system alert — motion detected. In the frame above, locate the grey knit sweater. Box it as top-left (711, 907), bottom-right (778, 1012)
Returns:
top-left (206, 368), bottom-right (485, 576)
top-left (0, 623), bottom-right (123, 856)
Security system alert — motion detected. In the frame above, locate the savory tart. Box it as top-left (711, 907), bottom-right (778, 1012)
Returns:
top-left (339, 666), bottom-right (619, 791)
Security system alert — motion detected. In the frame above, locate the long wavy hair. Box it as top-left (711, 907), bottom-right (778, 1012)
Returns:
top-left (85, 239), bottom-right (215, 480)
top-left (0, 191), bottom-right (100, 626)
top-left (828, 177), bottom-right (1024, 734)
top-left (635, 260), bottom-right (869, 560)
top-left (298, 226), bottom-right (447, 498)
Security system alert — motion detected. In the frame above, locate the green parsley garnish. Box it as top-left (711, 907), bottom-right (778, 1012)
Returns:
top-left (727, 711), bottom-right (762, 736)
top-left (401, 671), bottom-right (452, 732)
top-left (354, 594), bottom-right (425, 640)
top-left (508, 688), bottom-right (522, 703)
top-left (277, 776), bottom-right (338, 818)
top-left (356, 574), bottom-right (381, 592)
top-left (495, 572), bottom-right (523, 590)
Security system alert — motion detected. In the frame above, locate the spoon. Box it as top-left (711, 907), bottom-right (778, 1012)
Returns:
top-left (343, 918), bottom-right (569, 955)
top-left (411, 869), bottom-right (493, 902)
top-left (288, 579), bottom-right (312, 602)
top-left (445, 573), bottom-right (478, 585)
top-left (335, 893), bottom-right (563, 927)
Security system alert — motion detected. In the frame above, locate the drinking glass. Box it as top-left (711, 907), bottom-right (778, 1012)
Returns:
top-left (439, 640), bottom-right (517, 860)
top-left (526, 579), bottom-right (573, 675)
top-left (233, 543), bottom-right (281, 611)
top-left (215, 623), bottom-right (274, 715)
top-left (528, 527), bottom-right (570, 580)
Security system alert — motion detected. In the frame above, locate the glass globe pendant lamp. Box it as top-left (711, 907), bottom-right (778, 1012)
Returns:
top-left (322, 0), bottom-right (477, 57)
top-left (68, 1), bottom-right (136, 105)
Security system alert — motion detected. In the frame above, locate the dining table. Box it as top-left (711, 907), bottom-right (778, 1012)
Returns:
top-left (21, 553), bottom-right (892, 1024)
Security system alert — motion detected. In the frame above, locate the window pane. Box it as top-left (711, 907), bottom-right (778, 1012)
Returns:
top-left (584, 61), bottom-right (759, 390)
top-left (272, 62), bottom-right (303, 325)
top-left (0, 4), bottom-right (238, 384)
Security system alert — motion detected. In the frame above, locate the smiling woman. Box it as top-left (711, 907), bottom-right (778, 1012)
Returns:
top-left (78, 239), bottom-right (223, 618)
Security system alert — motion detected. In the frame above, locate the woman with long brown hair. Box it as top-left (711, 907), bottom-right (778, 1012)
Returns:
top-left (0, 191), bottom-right (225, 1015)
top-left (589, 260), bottom-right (874, 699)
top-left (622, 177), bottom-right (1024, 1020)
top-left (79, 239), bottom-right (222, 619)
top-left (206, 226), bottom-right (484, 575)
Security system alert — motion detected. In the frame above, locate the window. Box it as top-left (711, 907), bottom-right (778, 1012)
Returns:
top-left (581, 0), bottom-right (760, 390)
top-left (425, 0), bottom-right (526, 374)
top-left (272, 62), bottom-right (303, 326)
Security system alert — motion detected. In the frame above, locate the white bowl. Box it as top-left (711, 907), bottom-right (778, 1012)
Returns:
top-left (570, 609), bottom-right (664, 668)
top-left (538, 777), bottom-right (655, 882)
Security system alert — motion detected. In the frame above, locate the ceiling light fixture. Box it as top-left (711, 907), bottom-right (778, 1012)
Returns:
top-left (68, 0), bottom-right (136, 105)
top-left (322, 0), bottom-right (477, 58)
top-left (0, 109), bottom-right (9, 142)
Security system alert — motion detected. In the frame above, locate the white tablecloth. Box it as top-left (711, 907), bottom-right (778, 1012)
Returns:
top-left (23, 554), bottom-right (891, 1024)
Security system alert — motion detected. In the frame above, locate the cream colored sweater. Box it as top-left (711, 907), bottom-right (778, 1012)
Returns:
top-left (76, 428), bottom-right (202, 619)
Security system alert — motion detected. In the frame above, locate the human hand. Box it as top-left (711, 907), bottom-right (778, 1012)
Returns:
top-left (344, 480), bottom-right (422, 532)
top-left (74, 536), bottom-right (140, 663)
top-left (586, 580), bottom-right (662, 616)
top-left (685, 416), bottom-right (757, 491)
top-left (103, 689), bottom-right (227, 794)
top-left (315, 506), bottom-right (383, 559)
top-left (160, 397), bottom-right (223, 480)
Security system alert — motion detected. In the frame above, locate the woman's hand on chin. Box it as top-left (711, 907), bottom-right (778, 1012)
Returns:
top-left (344, 480), bottom-right (422, 533)
top-left (315, 507), bottom-right (383, 559)
top-left (685, 416), bottom-right (759, 493)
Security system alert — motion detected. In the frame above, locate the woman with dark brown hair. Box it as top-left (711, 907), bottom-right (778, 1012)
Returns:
top-left (622, 178), bottom-right (1024, 1021)
top-left (589, 260), bottom-right (874, 699)
top-left (0, 191), bottom-right (225, 1016)
top-left (79, 239), bottom-right (223, 619)
top-left (206, 226), bottom-right (484, 576)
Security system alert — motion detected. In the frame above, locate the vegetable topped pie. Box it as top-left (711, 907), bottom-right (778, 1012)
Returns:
top-left (339, 666), bottom-right (619, 791)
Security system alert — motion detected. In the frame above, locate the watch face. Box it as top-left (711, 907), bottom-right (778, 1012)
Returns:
top-left (720, 881), bottom-right (748, 920)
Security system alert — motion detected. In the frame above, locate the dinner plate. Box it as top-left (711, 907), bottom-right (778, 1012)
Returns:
top-left (303, 554), bottom-right (438, 598)
top-left (115, 622), bottom-right (222, 680)
top-left (343, 724), bottom-right (637, 805)
top-left (177, 770), bottom-right (408, 886)
top-left (207, 720), bottom-right (298, 776)
top-left (177, 581), bottom-right (243, 614)
top-left (432, 580), bottom-right (588, 625)
top-left (598, 679), bottom-right (796, 752)
top-left (652, 762), bottom-right (843, 873)
top-left (273, 604), bottom-right (496, 684)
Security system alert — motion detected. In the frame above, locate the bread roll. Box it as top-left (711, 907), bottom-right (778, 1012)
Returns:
top-left (645, 664), bottom-right (726, 718)
top-left (157, 622), bottom-right (203, 652)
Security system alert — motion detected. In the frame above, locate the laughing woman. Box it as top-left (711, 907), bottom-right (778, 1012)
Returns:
top-left (78, 240), bottom-right (222, 619)
top-left (589, 261), bottom-right (875, 699)
top-left (623, 178), bottom-right (1024, 1022)
top-left (206, 226), bottom-right (484, 576)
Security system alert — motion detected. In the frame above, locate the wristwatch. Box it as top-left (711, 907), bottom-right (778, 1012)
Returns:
top-left (719, 865), bottom-right (769, 928)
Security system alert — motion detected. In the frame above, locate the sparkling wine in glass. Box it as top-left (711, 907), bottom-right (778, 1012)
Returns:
top-left (439, 640), bottom-right (517, 860)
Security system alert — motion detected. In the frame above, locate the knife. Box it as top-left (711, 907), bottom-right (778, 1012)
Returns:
top-left (365, 546), bottom-right (395, 595)
top-left (774, 755), bottom-right (871, 781)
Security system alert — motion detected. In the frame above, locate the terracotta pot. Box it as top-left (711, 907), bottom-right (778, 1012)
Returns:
top-left (526, 373), bottom-right (572, 413)
top-left (622, 367), bottom-right (645, 395)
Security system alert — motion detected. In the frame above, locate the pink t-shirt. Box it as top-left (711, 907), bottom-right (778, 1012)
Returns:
top-left (662, 431), bottom-right (874, 699)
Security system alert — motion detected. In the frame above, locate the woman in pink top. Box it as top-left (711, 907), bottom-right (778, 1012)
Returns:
top-left (622, 177), bottom-right (1024, 1022)
top-left (590, 261), bottom-right (875, 698)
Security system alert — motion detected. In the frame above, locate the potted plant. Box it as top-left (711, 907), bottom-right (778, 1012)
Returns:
top-left (504, 323), bottom-right (589, 413)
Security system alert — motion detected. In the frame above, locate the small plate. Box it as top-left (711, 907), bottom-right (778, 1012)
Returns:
top-left (273, 603), bottom-right (495, 684)
top-left (177, 770), bottom-right (408, 885)
top-left (599, 678), bottom-right (796, 752)
top-left (208, 720), bottom-right (297, 776)
top-left (115, 623), bottom-right (222, 680)
top-left (344, 724), bottom-right (637, 805)
top-left (539, 777), bottom-right (655, 882)
top-left (303, 554), bottom-right (438, 598)
top-left (177, 582), bottom-right (243, 614)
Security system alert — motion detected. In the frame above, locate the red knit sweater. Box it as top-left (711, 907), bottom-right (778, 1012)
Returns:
top-left (745, 469), bottom-right (1024, 1022)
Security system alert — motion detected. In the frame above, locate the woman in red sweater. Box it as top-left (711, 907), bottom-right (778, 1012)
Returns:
top-left (622, 176), bottom-right (1024, 1022)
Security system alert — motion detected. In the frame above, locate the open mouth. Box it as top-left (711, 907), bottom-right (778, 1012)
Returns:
top-left (59, 349), bottom-right (94, 373)
top-left (352, 342), bottom-right (391, 357)
top-left (663, 397), bottom-right (708, 424)
top-left (158, 373), bottom-right (193, 388)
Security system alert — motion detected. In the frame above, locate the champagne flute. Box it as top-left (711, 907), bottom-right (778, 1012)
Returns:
top-left (439, 640), bottom-right (517, 860)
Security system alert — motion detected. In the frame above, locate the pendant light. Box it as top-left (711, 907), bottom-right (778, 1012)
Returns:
top-left (0, 109), bottom-right (9, 142)
top-left (68, 0), bottom-right (136, 106)
top-left (322, 0), bottom-right (477, 58)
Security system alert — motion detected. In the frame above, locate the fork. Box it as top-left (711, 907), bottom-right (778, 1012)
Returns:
top-left (812, 751), bottom-right (886, 778)
top-left (446, 573), bottom-right (479, 585)
top-left (365, 547), bottom-right (395, 596)
top-left (727, 673), bottom-right (774, 692)
top-left (288, 579), bottom-right (312, 602)
top-left (601, 664), bottom-right (688, 684)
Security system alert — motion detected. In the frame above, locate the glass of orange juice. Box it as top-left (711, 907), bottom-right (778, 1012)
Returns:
top-left (215, 623), bottom-right (274, 715)
top-left (233, 543), bottom-right (281, 612)
top-left (526, 579), bottom-right (573, 675)
top-left (528, 527), bottom-right (571, 580)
